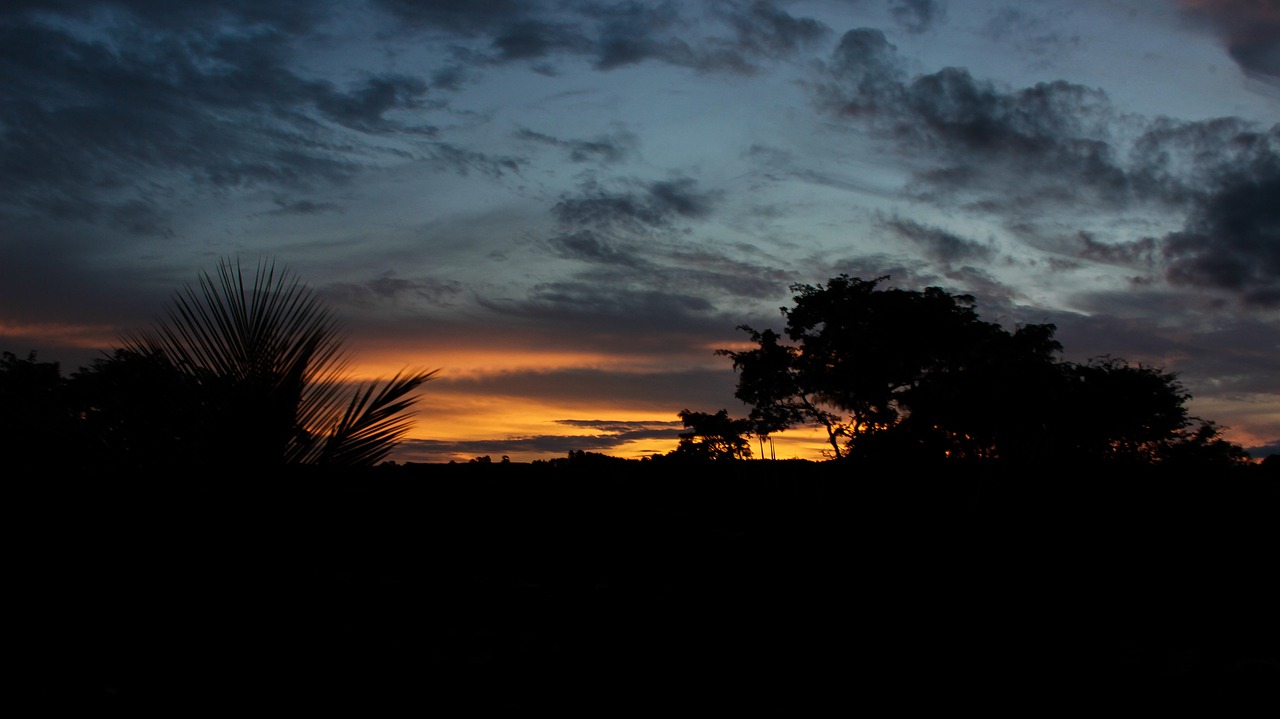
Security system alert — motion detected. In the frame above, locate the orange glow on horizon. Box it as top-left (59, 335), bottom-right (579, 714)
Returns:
top-left (0, 320), bottom-right (120, 350)
top-left (344, 348), bottom-right (722, 381)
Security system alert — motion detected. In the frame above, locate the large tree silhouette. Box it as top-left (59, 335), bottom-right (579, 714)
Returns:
top-left (721, 275), bottom-right (1249, 464)
top-left (109, 259), bottom-right (436, 468)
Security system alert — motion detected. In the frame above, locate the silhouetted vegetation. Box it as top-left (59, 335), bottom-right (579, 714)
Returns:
top-left (670, 408), bottom-right (754, 460)
top-left (1, 260), bottom-right (435, 470)
top-left (720, 275), bottom-right (1252, 466)
top-left (6, 271), bottom-right (1277, 712)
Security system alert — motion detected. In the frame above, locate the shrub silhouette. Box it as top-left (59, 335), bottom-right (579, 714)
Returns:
top-left (115, 258), bottom-right (437, 468)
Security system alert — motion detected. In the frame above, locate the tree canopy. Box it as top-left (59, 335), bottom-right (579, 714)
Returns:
top-left (720, 275), bottom-right (1249, 465)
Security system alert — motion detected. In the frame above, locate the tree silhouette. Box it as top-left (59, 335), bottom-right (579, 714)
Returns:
top-left (118, 258), bottom-right (436, 468)
top-left (672, 409), bottom-right (753, 460)
top-left (720, 274), bottom-right (1249, 465)
top-left (0, 351), bottom-right (75, 469)
top-left (720, 275), bottom-right (1040, 458)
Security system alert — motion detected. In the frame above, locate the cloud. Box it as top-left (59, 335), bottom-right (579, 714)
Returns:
top-left (491, 19), bottom-right (592, 61)
top-left (815, 27), bottom-right (1280, 305)
top-left (373, 0), bottom-right (536, 34)
top-left (822, 28), bottom-right (1120, 169)
top-left (323, 273), bottom-right (465, 309)
top-left (376, 0), bottom-right (829, 75)
top-left (0, 0), bottom-right (330, 34)
top-left (719, 0), bottom-right (832, 58)
top-left (883, 218), bottom-right (996, 263)
top-left (551, 178), bottom-right (721, 232)
top-left (0, 11), bottom-right (450, 236)
top-left (315, 75), bottom-right (431, 131)
top-left (1074, 232), bottom-right (1157, 267)
top-left (432, 368), bottom-right (741, 419)
top-left (393, 415), bottom-right (683, 461)
top-left (1177, 0), bottom-right (1280, 82)
top-left (1161, 141), bottom-right (1280, 304)
top-left (514, 127), bottom-right (637, 163)
top-left (980, 6), bottom-right (1081, 66)
top-left (889, 0), bottom-right (946, 34)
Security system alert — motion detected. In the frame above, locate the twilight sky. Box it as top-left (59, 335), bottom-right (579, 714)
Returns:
top-left (3, 0), bottom-right (1279, 462)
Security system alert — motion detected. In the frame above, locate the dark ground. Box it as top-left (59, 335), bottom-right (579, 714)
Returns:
top-left (14, 460), bottom-right (1279, 711)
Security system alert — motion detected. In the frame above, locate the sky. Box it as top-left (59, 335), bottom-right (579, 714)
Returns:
top-left (2, 0), bottom-right (1279, 462)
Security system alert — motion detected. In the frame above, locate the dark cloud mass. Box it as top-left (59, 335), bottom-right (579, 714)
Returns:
top-left (1163, 153), bottom-right (1280, 304)
top-left (395, 415), bottom-right (684, 461)
top-left (379, 0), bottom-right (828, 74)
top-left (884, 218), bottom-right (994, 263)
top-left (1178, 0), bottom-right (1280, 82)
top-left (822, 30), bottom-right (1122, 197)
top-left (819, 27), bottom-right (1280, 306)
top-left (721, 0), bottom-right (832, 57)
top-left (0, 10), bottom-right (438, 232)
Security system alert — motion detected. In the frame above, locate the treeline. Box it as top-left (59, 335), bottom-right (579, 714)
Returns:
top-left (2, 265), bottom-right (1275, 472)
top-left (677, 275), bottom-right (1265, 469)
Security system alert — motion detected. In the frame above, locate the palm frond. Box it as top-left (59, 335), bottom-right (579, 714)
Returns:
top-left (119, 258), bottom-right (435, 467)
top-left (313, 370), bottom-right (438, 467)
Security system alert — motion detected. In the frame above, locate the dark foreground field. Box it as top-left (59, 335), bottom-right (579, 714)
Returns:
top-left (15, 460), bottom-right (1279, 711)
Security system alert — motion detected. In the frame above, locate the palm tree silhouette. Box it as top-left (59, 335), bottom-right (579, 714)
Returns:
top-left (124, 258), bottom-right (436, 468)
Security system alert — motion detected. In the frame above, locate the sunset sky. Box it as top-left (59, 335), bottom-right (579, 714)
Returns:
top-left (3, 0), bottom-right (1278, 462)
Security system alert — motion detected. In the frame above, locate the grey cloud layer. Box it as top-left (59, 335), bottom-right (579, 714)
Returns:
top-left (817, 27), bottom-right (1280, 303)
top-left (376, 0), bottom-right (831, 73)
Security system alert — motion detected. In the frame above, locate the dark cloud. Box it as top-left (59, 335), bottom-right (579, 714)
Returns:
top-left (551, 178), bottom-right (720, 232)
top-left (373, 0), bottom-right (536, 34)
top-left (1047, 304), bottom-right (1280, 398)
top-left (820, 28), bottom-right (1124, 201)
top-left (492, 19), bottom-right (591, 61)
top-left (438, 366), bottom-right (739, 411)
top-left (1177, 0), bottom-right (1280, 82)
top-left (1074, 232), bottom-right (1157, 267)
top-left (315, 75), bottom-right (431, 131)
top-left (393, 417), bottom-right (682, 462)
top-left (514, 127), bottom-right (637, 163)
top-left (1248, 440), bottom-right (1280, 457)
top-left (547, 231), bottom-right (646, 267)
top-left (1, 0), bottom-right (329, 34)
top-left (377, 0), bottom-right (826, 75)
top-left (514, 281), bottom-right (716, 322)
top-left (425, 142), bottom-right (525, 178)
top-left (890, 0), bottom-right (946, 34)
top-left (1121, 119), bottom-right (1280, 302)
top-left (883, 218), bottom-right (995, 263)
top-left (720, 0), bottom-right (831, 58)
top-left (1162, 157), bottom-right (1280, 304)
top-left (556, 418), bottom-right (682, 433)
top-left (0, 12), bottom-right (449, 234)
top-left (324, 274), bottom-right (465, 309)
top-left (270, 197), bottom-right (343, 215)
top-left (817, 27), bottom-right (1280, 305)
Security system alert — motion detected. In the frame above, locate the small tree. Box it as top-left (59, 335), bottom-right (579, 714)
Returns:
top-left (672, 409), bottom-right (754, 461)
